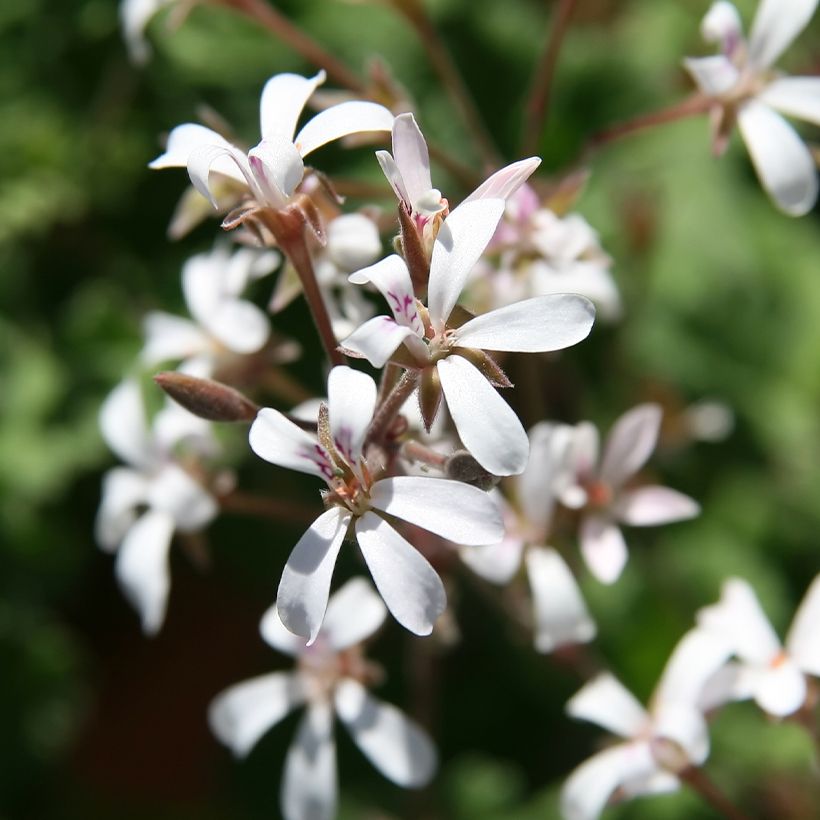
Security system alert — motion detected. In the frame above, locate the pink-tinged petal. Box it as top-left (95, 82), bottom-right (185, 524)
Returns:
top-left (149, 123), bottom-right (245, 183)
top-left (682, 55), bottom-right (741, 96)
top-left (462, 157), bottom-right (542, 203)
top-left (369, 476), bottom-right (504, 545)
top-left (376, 149), bottom-right (409, 204)
top-left (115, 509), bottom-right (175, 635)
top-left (248, 137), bottom-right (304, 204)
top-left (321, 578), bottom-right (387, 651)
top-left (141, 312), bottom-right (210, 364)
top-left (277, 508), bottom-right (352, 644)
top-left (755, 660), bottom-right (807, 716)
top-left (340, 316), bottom-right (421, 368)
top-left (600, 404), bottom-right (662, 488)
top-left (250, 408), bottom-right (335, 483)
top-left (701, 1), bottom-right (744, 48)
top-left (567, 672), bottom-right (649, 738)
top-left (652, 703), bottom-right (710, 766)
top-left (737, 100), bottom-right (818, 216)
top-left (437, 355), bottom-right (529, 476)
top-left (349, 255), bottom-right (423, 334)
top-left (355, 512), bottom-right (446, 636)
top-left (697, 577), bottom-right (782, 664)
top-left (187, 143), bottom-right (259, 209)
top-left (327, 366), bottom-right (377, 469)
top-left (758, 77), bottom-right (820, 126)
top-left (99, 379), bottom-right (155, 470)
top-left (260, 70), bottom-right (326, 142)
top-left (427, 199), bottom-right (506, 328)
top-left (335, 678), bottom-right (437, 787)
top-left (580, 515), bottom-right (628, 584)
top-left (454, 293), bottom-right (594, 353)
top-left (749, 0), bottom-right (818, 69)
top-left (786, 574), bottom-right (820, 674)
top-left (294, 101), bottom-right (394, 158)
top-left (561, 742), bottom-right (659, 820)
top-left (527, 546), bottom-right (596, 653)
top-left (390, 113), bottom-right (433, 206)
top-left (146, 463), bottom-right (217, 532)
top-left (259, 604), bottom-right (310, 657)
top-left (208, 671), bottom-right (307, 757)
top-left (96, 468), bottom-right (150, 551)
top-left (616, 486), bottom-right (700, 526)
top-left (281, 701), bottom-right (337, 820)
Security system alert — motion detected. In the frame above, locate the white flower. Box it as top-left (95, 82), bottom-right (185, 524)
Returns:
top-left (248, 366), bottom-right (504, 641)
top-left (561, 629), bottom-right (732, 820)
top-left (142, 244), bottom-right (280, 373)
top-left (684, 0), bottom-right (820, 215)
top-left (557, 404), bottom-right (700, 584)
top-left (96, 378), bottom-right (218, 634)
top-left (696, 575), bottom-right (820, 717)
top-left (120, 0), bottom-right (173, 64)
top-left (149, 71), bottom-right (394, 211)
top-left (209, 578), bottom-right (437, 820)
top-left (460, 423), bottom-right (596, 652)
top-left (341, 200), bottom-right (596, 476)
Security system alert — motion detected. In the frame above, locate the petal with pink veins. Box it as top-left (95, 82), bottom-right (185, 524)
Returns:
top-left (349, 255), bottom-right (423, 334)
top-left (327, 366), bottom-right (377, 469)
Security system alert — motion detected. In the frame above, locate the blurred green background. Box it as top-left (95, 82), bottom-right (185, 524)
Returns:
top-left (2, 0), bottom-right (820, 817)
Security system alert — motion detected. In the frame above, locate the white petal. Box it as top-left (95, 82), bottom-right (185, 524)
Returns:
top-left (187, 143), bottom-right (258, 208)
top-left (355, 512), bottom-right (446, 636)
top-left (758, 76), bottom-right (820, 126)
top-left (249, 408), bottom-right (336, 482)
top-left (390, 113), bottom-right (433, 207)
top-left (369, 476), bottom-right (504, 545)
top-left (579, 515), bottom-right (628, 584)
top-left (277, 508), bottom-right (352, 644)
top-left (260, 70), bottom-right (326, 142)
top-left (99, 379), bottom-right (156, 470)
top-left (437, 355), bottom-right (529, 477)
top-left (326, 213), bottom-right (382, 271)
top-left (208, 671), bottom-right (307, 757)
top-left (527, 546), bottom-right (596, 653)
top-left (462, 157), bottom-right (541, 203)
top-left (327, 366), bottom-right (377, 469)
top-left (786, 574), bottom-right (820, 674)
top-left (248, 137), bottom-right (304, 204)
top-left (149, 123), bottom-right (245, 184)
top-left (95, 467), bottom-right (150, 551)
top-left (682, 55), bottom-right (741, 96)
top-left (281, 702), bottom-right (337, 820)
top-left (321, 578), bottom-right (387, 651)
top-left (120, 0), bottom-right (168, 64)
top-left (349, 255), bottom-right (423, 334)
top-left (340, 316), bottom-right (421, 368)
top-left (335, 678), bottom-right (437, 787)
top-left (206, 300), bottom-right (271, 354)
top-left (561, 742), bottom-right (659, 820)
top-left (259, 603), bottom-right (310, 657)
top-left (737, 100), bottom-right (818, 216)
top-left (749, 0), bottom-right (818, 69)
top-left (651, 703), bottom-right (711, 766)
top-left (701, 2), bottom-right (744, 48)
top-left (115, 509), bottom-right (175, 635)
top-left (376, 149), bottom-right (409, 204)
top-left (460, 535), bottom-right (525, 584)
top-left (146, 463), bottom-right (218, 531)
top-left (454, 293), bottom-right (595, 352)
top-left (141, 312), bottom-right (210, 364)
top-left (151, 398), bottom-right (216, 455)
top-left (616, 486), bottom-right (700, 526)
top-left (600, 404), bottom-right (661, 488)
top-left (294, 101), bottom-right (394, 158)
top-left (755, 660), bottom-right (807, 716)
top-left (427, 199), bottom-right (506, 327)
top-left (697, 577), bottom-right (782, 664)
top-left (567, 672), bottom-right (649, 738)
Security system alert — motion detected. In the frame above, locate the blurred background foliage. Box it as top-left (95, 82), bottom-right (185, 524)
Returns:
top-left (2, 0), bottom-right (820, 817)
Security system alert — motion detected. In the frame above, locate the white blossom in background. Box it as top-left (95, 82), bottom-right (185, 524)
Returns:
top-left (556, 404), bottom-right (700, 584)
top-left (249, 365), bottom-right (504, 641)
top-left (341, 199), bottom-right (595, 476)
top-left (561, 629), bottom-right (732, 820)
top-left (142, 244), bottom-right (281, 374)
top-left (96, 377), bottom-right (218, 634)
top-left (461, 423), bottom-right (596, 652)
top-left (684, 0), bottom-right (820, 215)
top-left (209, 578), bottom-right (437, 820)
top-left (149, 70), bottom-right (394, 212)
top-left (120, 0), bottom-right (174, 64)
top-left (696, 575), bottom-right (820, 717)
top-left (467, 184), bottom-right (621, 322)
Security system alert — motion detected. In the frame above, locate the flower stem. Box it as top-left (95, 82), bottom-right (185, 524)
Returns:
top-left (680, 766), bottom-right (751, 820)
top-left (521, 0), bottom-right (579, 156)
top-left (219, 490), bottom-right (318, 524)
top-left (220, 0), bottom-right (367, 93)
top-left (366, 369), bottom-right (420, 446)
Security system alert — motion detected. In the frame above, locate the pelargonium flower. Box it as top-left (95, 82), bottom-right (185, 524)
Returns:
top-left (142, 244), bottom-right (281, 374)
top-left (684, 0), bottom-right (820, 215)
top-left (249, 365), bottom-right (504, 641)
top-left (696, 575), bottom-right (820, 717)
top-left (149, 70), bottom-right (394, 212)
top-left (209, 578), bottom-right (437, 820)
top-left (341, 200), bottom-right (595, 476)
top-left (561, 629), bottom-right (732, 820)
top-left (556, 404), bottom-right (700, 584)
top-left (96, 377), bottom-right (218, 634)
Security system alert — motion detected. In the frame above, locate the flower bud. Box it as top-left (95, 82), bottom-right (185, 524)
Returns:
top-left (419, 366), bottom-right (443, 432)
top-left (445, 450), bottom-right (499, 491)
top-left (153, 372), bottom-right (258, 422)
